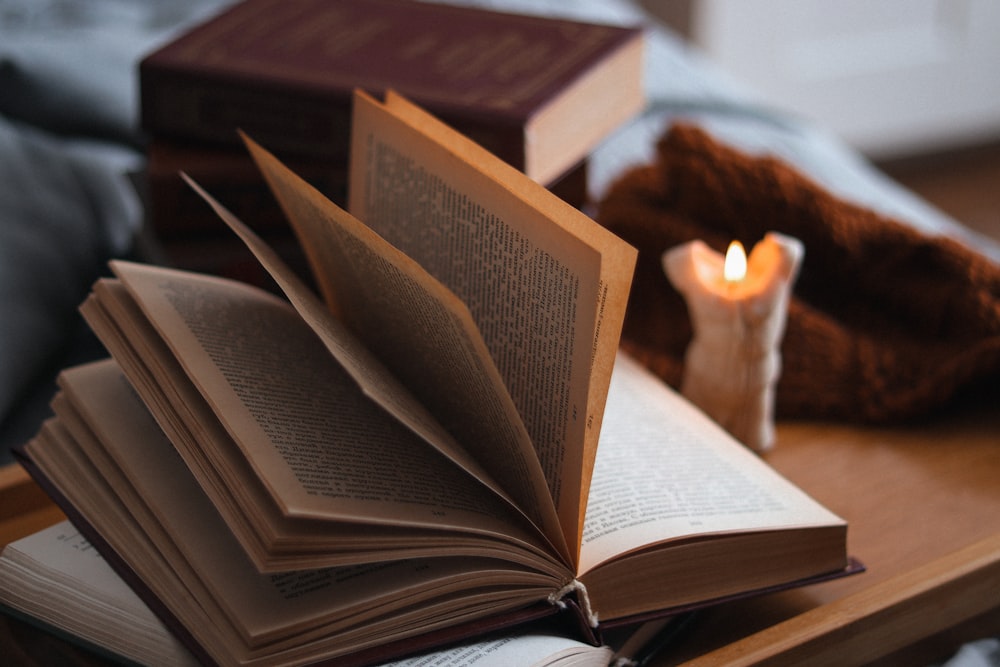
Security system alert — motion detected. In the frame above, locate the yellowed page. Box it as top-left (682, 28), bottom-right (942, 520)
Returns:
top-left (27, 361), bottom-right (564, 664)
top-left (95, 262), bottom-right (543, 551)
top-left (81, 280), bottom-right (552, 573)
top-left (351, 91), bottom-right (636, 560)
top-left (234, 137), bottom-right (568, 563)
top-left (180, 175), bottom-right (505, 504)
top-left (579, 353), bottom-right (845, 575)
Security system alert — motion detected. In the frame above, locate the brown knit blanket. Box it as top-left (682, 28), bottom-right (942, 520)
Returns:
top-left (597, 123), bottom-right (1000, 422)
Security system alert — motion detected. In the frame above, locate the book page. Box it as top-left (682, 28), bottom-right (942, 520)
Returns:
top-left (0, 521), bottom-right (199, 667)
top-left (578, 353), bottom-right (845, 574)
top-left (385, 633), bottom-right (612, 667)
top-left (350, 90), bottom-right (636, 558)
top-left (98, 262), bottom-right (542, 547)
top-left (181, 175), bottom-right (506, 505)
top-left (82, 282), bottom-right (554, 572)
top-left (236, 135), bottom-right (567, 562)
top-left (30, 361), bottom-right (566, 662)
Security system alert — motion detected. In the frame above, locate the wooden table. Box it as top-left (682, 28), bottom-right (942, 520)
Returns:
top-left (653, 388), bottom-right (1000, 666)
top-left (2, 388), bottom-right (999, 666)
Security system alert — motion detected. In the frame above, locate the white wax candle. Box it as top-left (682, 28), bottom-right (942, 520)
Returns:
top-left (662, 232), bottom-right (804, 451)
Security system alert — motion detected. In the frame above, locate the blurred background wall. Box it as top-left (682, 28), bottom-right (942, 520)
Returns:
top-left (644, 0), bottom-right (1000, 160)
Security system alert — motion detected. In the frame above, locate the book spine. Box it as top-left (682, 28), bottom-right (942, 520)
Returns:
top-left (143, 149), bottom-right (348, 239)
top-left (139, 68), bottom-right (352, 158)
top-left (139, 67), bottom-right (527, 170)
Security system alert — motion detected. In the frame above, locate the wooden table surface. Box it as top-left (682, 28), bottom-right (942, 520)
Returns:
top-left (653, 387), bottom-right (1000, 665)
top-left (2, 387), bottom-right (998, 666)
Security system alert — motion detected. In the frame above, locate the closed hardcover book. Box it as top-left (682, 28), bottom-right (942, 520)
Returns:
top-left (139, 0), bottom-right (644, 185)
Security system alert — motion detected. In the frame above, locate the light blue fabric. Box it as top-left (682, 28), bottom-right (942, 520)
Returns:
top-left (938, 638), bottom-right (1000, 667)
top-left (0, 118), bottom-right (140, 441)
top-left (0, 0), bottom-right (233, 455)
top-left (0, 0), bottom-right (231, 143)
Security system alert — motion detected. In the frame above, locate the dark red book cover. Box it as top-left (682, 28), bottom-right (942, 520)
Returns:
top-left (139, 0), bottom-right (643, 182)
top-left (143, 139), bottom-right (348, 239)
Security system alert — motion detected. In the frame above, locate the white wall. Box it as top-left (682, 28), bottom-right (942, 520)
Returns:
top-left (682, 0), bottom-right (1000, 158)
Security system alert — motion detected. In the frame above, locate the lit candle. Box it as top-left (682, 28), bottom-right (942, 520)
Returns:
top-left (662, 232), bottom-right (804, 452)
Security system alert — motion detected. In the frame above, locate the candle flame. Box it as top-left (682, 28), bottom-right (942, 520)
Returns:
top-left (724, 241), bottom-right (747, 282)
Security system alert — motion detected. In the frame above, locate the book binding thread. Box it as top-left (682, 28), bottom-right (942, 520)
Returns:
top-left (548, 579), bottom-right (599, 628)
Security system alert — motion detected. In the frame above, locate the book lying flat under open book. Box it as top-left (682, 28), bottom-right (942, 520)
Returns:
top-left (0, 521), bottom-right (200, 667)
top-left (0, 520), bottom-right (664, 667)
top-left (16, 90), bottom-right (854, 666)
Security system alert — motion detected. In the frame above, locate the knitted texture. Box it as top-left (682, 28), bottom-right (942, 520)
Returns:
top-left (597, 124), bottom-right (1000, 422)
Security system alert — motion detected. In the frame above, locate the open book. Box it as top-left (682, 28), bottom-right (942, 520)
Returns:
top-left (0, 520), bottom-right (672, 667)
top-left (17, 91), bottom-right (852, 666)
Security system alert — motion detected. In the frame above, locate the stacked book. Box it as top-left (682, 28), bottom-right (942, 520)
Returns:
top-left (137, 0), bottom-right (646, 284)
